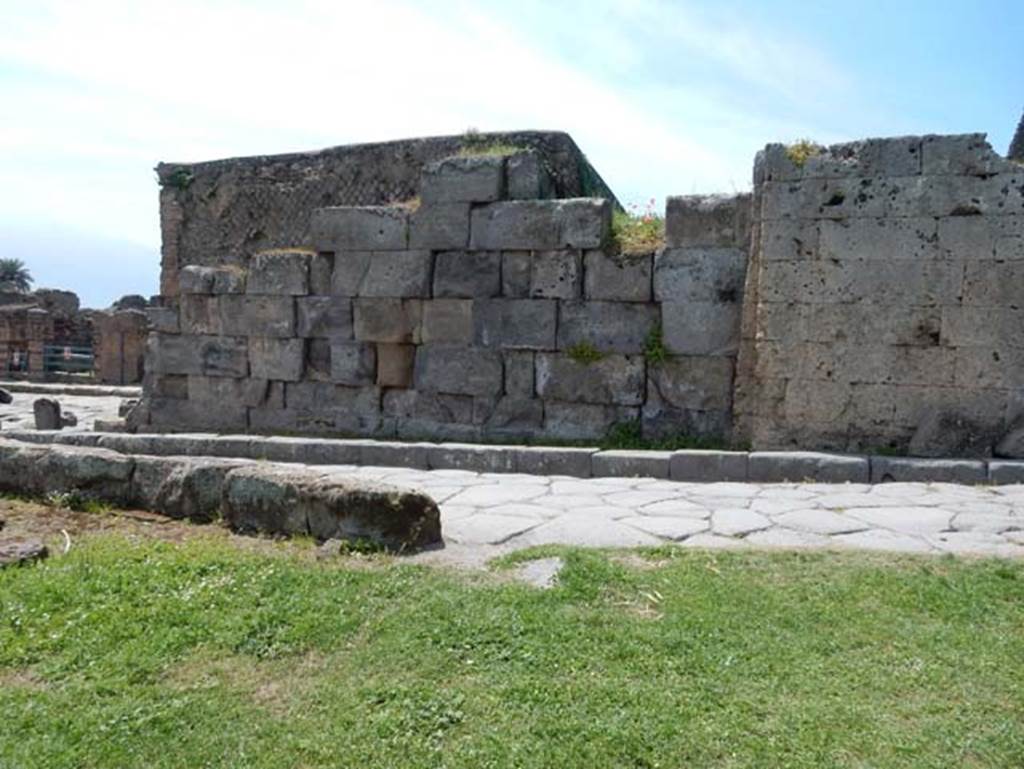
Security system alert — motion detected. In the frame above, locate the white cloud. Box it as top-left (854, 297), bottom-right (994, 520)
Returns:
top-left (0, 0), bottom-right (853, 279)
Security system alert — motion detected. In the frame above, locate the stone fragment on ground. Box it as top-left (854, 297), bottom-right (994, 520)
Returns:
top-left (33, 398), bottom-right (62, 430)
top-left (0, 387), bottom-right (12, 405)
top-left (512, 556), bottom-right (564, 589)
top-left (0, 540), bottom-right (48, 567)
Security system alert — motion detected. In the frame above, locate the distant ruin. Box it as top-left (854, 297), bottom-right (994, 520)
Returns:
top-left (133, 128), bottom-right (1024, 458)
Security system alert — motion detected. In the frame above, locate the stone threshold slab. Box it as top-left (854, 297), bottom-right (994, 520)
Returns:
top-left (4, 430), bottom-right (1021, 485)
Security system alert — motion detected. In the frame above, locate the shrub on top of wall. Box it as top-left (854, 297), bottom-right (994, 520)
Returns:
top-left (610, 200), bottom-right (665, 255)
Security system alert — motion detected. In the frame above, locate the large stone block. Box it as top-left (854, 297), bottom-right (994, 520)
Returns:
top-left (409, 203), bottom-right (470, 250)
top-left (536, 353), bottom-right (645, 406)
top-left (921, 133), bottom-right (1008, 176)
top-left (376, 343), bottom-right (415, 387)
top-left (146, 306), bottom-right (180, 334)
top-left (329, 341), bottom-right (376, 385)
top-left (557, 301), bottom-right (659, 355)
top-left (307, 339), bottom-right (331, 381)
top-left (592, 450), bottom-right (672, 479)
top-left (475, 396), bottom-right (545, 436)
top-left (285, 382), bottom-right (380, 414)
top-left (670, 450), bottom-right (749, 482)
top-left (665, 194), bottom-right (749, 248)
top-left (504, 350), bottom-right (535, 397)
top-left (648, 356), bottom-right (734, 411)
top-left (470, 199), bottom-right (611, 250)
top-left (653, 247), bottom-right (747, 303)
top-left (748, 451), bottom-right (869, 483)
top-left (474, 299), bottom-right (557, 350)
top-left (382, 390), bottom-right (476, 440)
top-left (661, 301), bottom-right (741, 356)
top-left (179, 295), bottom-right (222, 335)
top-left (0, 440), bottom-right (134, 503)
top-left (353, 298), bottom-right (422, 343)
top-left (147, 333), bottom-right (249, 378)
top-left (309, 253), bottom-right (333, 294)
top-left (420, 155), bottom-right (505, 204)
top-left (187, 376), bottom-right (282, 408)
top-left (640, 401), bottom-right (731, 442)
top-left (249, 337), bottom-right (305, 381)
top-left (311, 206), bottom-right (409, 251)
top-left (219, 295), bottom-right (296, 338)
top-left (247, 251), bottom-right (310, 295)
top-left (147, 396), bottom-right (250, 432)
top-left (331, 250), bottom-right (432, 298)
top-left (543, 402), bottom-right (639, 441)
top-left (433, 251), bottom-right (501, 298)
top-left (296, 296), bottom-right (352, 338)
top-left (500, 250), bottom-right (532, 297)
top-left (414, 344), bottom-right (503, 396)
top-left (531, 250), bottom-right (582, 299)
top-left (221, 465), bottom-right (441, 549)
top-left (818, 217), bottom-right (939, 262)
top-left (506, 151), bottom-right (551, 200)
top-left (178, 265), bottom-right (217, 294)
top-left (583, 250), bottom-right (652, 302)
top-left (421, 299), bottom-right (474, 344)
top-left (870, 456), bottom-right (987, 484)
top-left (131, 455), bottom-right (252, 522)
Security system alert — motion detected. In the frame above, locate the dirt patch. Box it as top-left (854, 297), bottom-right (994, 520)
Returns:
top-left (165, 649), bottom-right (327, 717)
top-left (0, 667), bottom-right (48, 691)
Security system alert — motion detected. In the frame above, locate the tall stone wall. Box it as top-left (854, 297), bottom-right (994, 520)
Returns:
top-left (735, 134), bottom-right (1024, 456)
top-left (135, 151), bottom-right (749, 442)
top-left (156, 131), bottom-right (617, 298)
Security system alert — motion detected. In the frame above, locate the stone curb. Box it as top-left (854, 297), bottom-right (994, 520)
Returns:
top-left (3, 430), bottom-right (1022, 485)
top-left (0, 381), bottom-right (142, 398)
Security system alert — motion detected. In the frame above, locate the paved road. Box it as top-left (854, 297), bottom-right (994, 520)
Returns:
top-left (322, 465), bottom-right (1024, 563)
top-left (0, 391), bottom-right (122, 432)
top-left (2, 393), bottom-right (1022, 561)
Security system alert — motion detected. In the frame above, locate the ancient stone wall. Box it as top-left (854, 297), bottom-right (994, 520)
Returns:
top-left (734, 134), bottom-right (1024, 456)
top-left (136, 152), bottom-right (749, 442)
top-left (156, 131), bottom-right (618, 298)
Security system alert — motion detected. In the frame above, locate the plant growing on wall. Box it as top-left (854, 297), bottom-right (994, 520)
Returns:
top-left (785, 139), bottom-right (823, 167)
top-left (567, 342), bottom-right (606, 364)
top-left (643, 325), bottom-right (667, 365)
top-left (610, 199), bottom-right (665, 256)
top-left (0, 258), bottom-right (33, 293)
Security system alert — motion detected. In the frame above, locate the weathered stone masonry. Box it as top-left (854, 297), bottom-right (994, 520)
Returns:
top-left (137, 149), bottom-right (748, 442)
top-left (139, 128), bottom-right (1024, 458)
top-left (734, 134), bottom-right (1024, 456)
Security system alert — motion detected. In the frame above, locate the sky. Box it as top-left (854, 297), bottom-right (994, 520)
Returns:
top-left (0, 0), bottom-right (1021, 308)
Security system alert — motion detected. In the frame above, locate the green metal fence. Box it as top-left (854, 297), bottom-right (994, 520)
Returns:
top-left (42, 344), bottom-right (94, 374)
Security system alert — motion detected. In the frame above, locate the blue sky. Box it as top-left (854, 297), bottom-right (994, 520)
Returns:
top-left (1, 0), bottom-right (1021, 307)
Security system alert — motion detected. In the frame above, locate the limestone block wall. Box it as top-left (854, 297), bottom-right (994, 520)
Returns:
top-left (156, 131), bottom-right (617, 298)
top-left (136, 153), bottom-right (750, 442)
top-left (735, 134), bottom-right (1024, 456)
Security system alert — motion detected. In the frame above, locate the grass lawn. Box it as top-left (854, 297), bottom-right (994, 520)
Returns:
top-left (1, 536), bottom-right (1022, 768)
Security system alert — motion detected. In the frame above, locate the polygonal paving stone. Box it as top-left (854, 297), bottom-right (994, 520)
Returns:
top-left (749, 498), bottom-right (819, 516)
top-left (678, 532), bottom-right (751, 550)
top-left (774, 509), bottom-right (870, 536)
top-left (603, 490), bottom-right (685, 507)
top-left (812, 492), bottom-right (909, 510)
top-left (831, 529), bottom-right (935, 553)
top-left (640, 499), bottom-right (710, 518)
top-left (743, 527), bottom-right (832, 548)
top-left (620, 516), bottom-right (708, 541)
top-left (488, 503), bottom-right (554, 520)
top-left (711, 508), bottom-right (772, 537)
top-left (444, 514), bottom-right (541, 545)
top-left (843, 506), bottom-right (952, 536)
top-left (950, 513), bottom-right (1022, 534)
top-left (440, 505), bottom-right (477, 521)
top-left (696, 482), bottom-right (763, 499)
top-left (570, 505), bottom-right (635, 520)
top-left (514, 514), bottom-right (661, 547)
top-left (538, 494), bottom-right (608, 510)
top-left (444, 484), bottom-right (549, 507)
top-left (926, 531), bottom-right (1024, 557)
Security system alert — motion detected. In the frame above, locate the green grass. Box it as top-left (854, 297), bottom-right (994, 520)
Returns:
top-left (1, 537), bottom-right (1022, 768)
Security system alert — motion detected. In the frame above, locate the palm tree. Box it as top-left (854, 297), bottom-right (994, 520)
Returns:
top-left (0, 258), bottom-right (33, 293)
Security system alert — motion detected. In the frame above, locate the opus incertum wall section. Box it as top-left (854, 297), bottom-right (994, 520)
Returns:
top-left (136, 151), bottom-right (750, 443)
top-left (155, 131), bottom-right (618, 298)
top-left (734, 134), bottom-right (1024, 458)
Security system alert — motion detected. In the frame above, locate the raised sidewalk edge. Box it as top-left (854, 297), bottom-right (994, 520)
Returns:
top-left (0, 381), bottom-right (142, 398)
top-left (2, 431), bottom-right (1020, 485)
